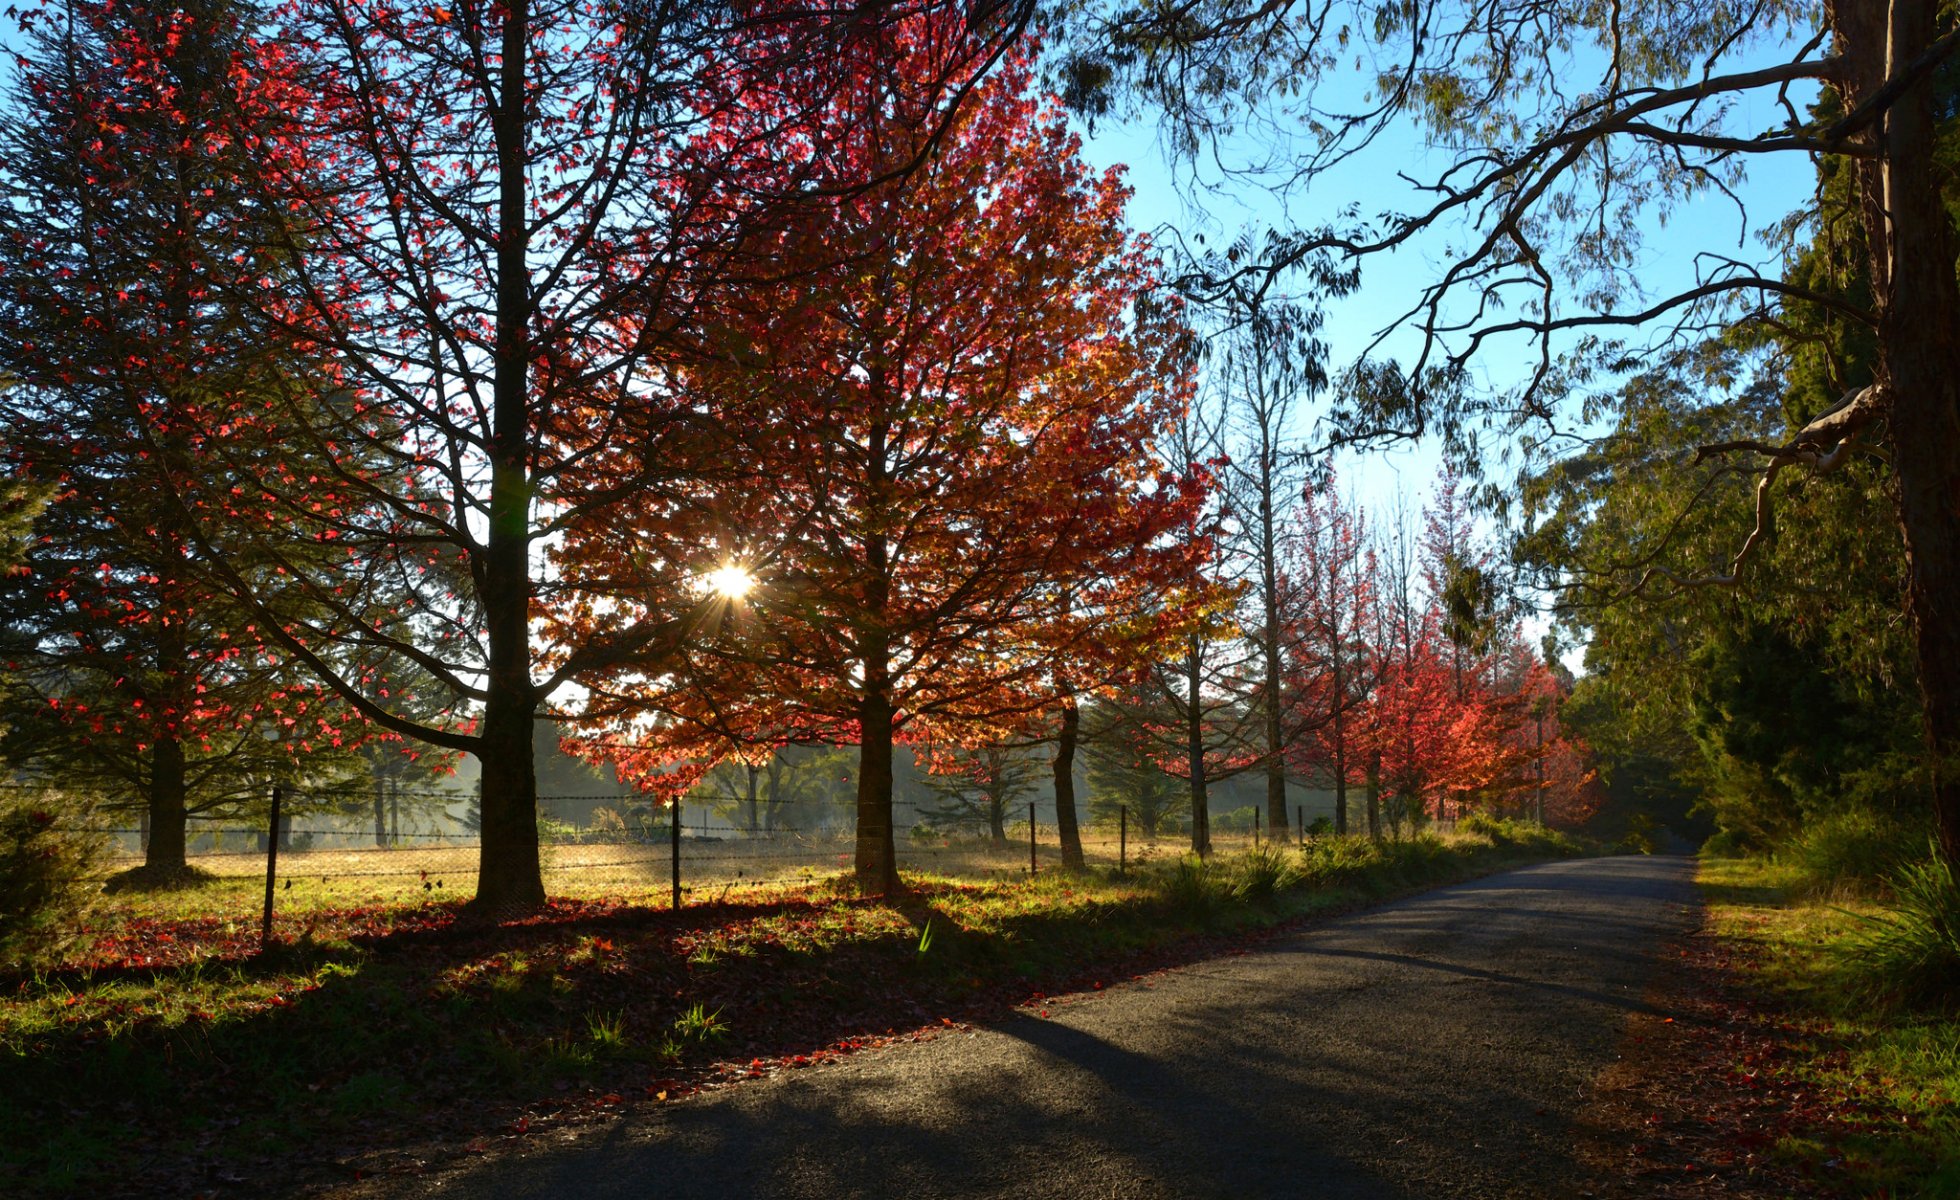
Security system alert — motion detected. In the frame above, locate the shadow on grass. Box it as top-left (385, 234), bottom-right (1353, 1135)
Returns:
top-left (1, 843), bottom-right (1588, 1197)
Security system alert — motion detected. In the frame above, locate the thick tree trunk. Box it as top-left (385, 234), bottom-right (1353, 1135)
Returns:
top-left (474, 694), bottom-right (544, 911)
top-left (145, 734), bottom-right (189, 872)
top-left (988, 802), bottom-right (1007, 849)
top-left (1053, 695), bottom-right (1085, 871)
top-left (470, 0), bottom-right (544, 915)
top-left (854, 689), bottom-right (899, 892)
top-left (1863, 0), bottom-right (1960, 868)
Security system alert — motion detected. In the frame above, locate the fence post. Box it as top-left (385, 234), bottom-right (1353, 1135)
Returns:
top-left (1029, 802), bottom-right (1037, 877)
top-left (1297, 805), bottom-right (1304, 848)
top-left (1254, 807), bottom-right (1261, 849)
top-left (260, 783), bottom-right (283, 952)
top-left (1119, 805), bottom-right (1127, 875)
top-left (671, 796), bottom-right (682, 911)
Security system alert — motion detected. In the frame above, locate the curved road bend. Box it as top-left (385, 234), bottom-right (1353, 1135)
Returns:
top-left (365, 854), bottom-right (1697, 1200)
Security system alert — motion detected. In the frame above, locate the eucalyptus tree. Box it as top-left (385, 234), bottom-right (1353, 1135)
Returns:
top-left (1057, 0), bottom-right (1960, 864)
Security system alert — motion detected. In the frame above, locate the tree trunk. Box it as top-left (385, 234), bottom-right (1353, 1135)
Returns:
top-left (1186, 638), bottom-right (1211, 856)
top-left (374, 784), bottom-right (387, 849)
top-left (145, 734), bottom-right (189, 872)
top-left (474, 696), bottom-right (544, 911)
top-left (854, 688), bottom-right (899, 892)
top-left (1260, 500), bottom-right (1289, 841)
top-left (1850, 0), bottom-right (1960, 868)
top-left (1534, 711), bottom-right (1546, 825)
top-left (988, 801), bottom-right (1007, 849)
top-left (470, 0), bottom-right (545, 915)
top-left (1052, 695), bottom-right (1085, 870)
top-left (1331, 658), bottom-right (1348, 836)
top-left (1365, 752), bottom-right (1382, 841)
top-left (745, 763), bottom-right (761, 837)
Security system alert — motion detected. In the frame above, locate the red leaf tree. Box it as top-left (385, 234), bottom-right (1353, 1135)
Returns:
top-left (89, 0), bottom-right (1016, 910)
top-left (1280, 475), bottom-right (1376, 834)
top-left (0, 0), bottom-right (373, 876)
top-left (553, 41), bottom-right (1208, 892)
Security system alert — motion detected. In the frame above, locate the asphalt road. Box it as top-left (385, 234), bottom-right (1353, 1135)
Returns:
top-left (369, 854), bottom-right (1697, 1200)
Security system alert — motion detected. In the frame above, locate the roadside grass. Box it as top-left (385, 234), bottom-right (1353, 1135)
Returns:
top-left (2, 821), bottom-right (1586, 1196)
top-left (1699, 857), bottom-right (1960, 1197)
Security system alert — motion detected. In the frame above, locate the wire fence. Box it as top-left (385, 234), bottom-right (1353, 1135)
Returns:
top-left (53, 787), bottom-right (1330, 931)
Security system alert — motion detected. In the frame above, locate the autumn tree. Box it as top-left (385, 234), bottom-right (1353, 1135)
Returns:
top-left (556, 43), bottom-right (1206, 893)
top-left (1281, 475), bottom-right (1374, 834)
top-left (1057, 0), bottom-right (1960, 866)
top-left (0, 0), bottom-right (373, 879)
top-left (83, 0), bottom-right (1026, 911)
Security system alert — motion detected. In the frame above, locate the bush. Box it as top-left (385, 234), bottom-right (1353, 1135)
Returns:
top-left (1156, 854), bottom-right (1229, 919)
top-left (1700, 827), bottom-right (1753, 858)
top-left (1461, 813), bottom-right (1524, 847)
top-left (1296, 835), bottom-right (1382, 889)
top-left (1228, 844), bottom-right (1302, 904)
top-left (1782, 807), bottom-right (1926, 894)
top-left (1620, 811), bottom-right (1659, 854)
top-left (0, 797), bottom-right (103, 969)
top-left (1842, 849), bottom-right (1960, 1012)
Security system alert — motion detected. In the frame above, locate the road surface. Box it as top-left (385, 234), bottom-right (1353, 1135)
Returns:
top-left (358, 854), bottom-right (1696, 1200)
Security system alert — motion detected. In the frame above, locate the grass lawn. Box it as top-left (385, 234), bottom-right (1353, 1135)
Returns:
top-left (2, 822), bottom-right (1586, 1197)
top-left (1699, 857), bottom-right (1960, 1197)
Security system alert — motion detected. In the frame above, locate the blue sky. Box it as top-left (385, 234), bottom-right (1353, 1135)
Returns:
top-left (1070, 35), bottom-right (1823, 643)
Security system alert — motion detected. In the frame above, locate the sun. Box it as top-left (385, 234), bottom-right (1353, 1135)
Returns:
top-left (704, 563), bottom-right (755, 601)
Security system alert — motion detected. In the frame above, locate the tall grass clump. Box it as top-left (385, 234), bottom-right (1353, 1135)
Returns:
top-left (1156, 854), bottom-right (1230, 919)
top-left (1296, 835), bottom-right (1382, 889)
top-left (0, 796), bottom-right (103, 969)
top-left (1842, 848), bottom-right (1960, 1011)
top-left (1784, 807), bottom-right (1927, 896)
top-left (1227, 845), bottom-right (1302, 904)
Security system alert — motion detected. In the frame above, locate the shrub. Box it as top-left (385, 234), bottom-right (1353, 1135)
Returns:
top-left (1620, 811), bottom-right (1659, 854)
top-left (1841, 848), bottom-right (1960, 1012)
top-left (1461, 812), bottom-right (1519, 846)
top-left (1228, 844), bottom-right (1302, 904)
top-left (1156, 854), bottom-right (1229, 919)
top-left (0, 797), bottom-right (103, 969)
top-left (1782, 807), bottom-right (1926, 895)
top-left (1700, 827), bottom-right (1753, 858)
top-left (1297, 835), bottom-right (1381, 888)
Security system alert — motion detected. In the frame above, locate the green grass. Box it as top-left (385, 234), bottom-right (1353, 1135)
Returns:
top-left (0, 824), bottom-right (1587, 1196)
top-left (1699, 856), bottom-right (1960, 1197)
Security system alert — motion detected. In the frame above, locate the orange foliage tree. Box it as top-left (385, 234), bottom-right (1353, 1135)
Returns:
top-left (553, 40), bottom-right (1209, 892)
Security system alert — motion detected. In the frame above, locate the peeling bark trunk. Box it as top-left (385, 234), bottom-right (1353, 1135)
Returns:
top-left (1843, 0), bottom-right (1960, 865)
